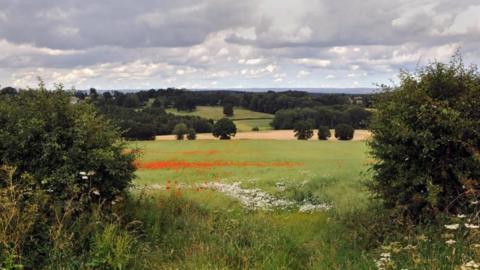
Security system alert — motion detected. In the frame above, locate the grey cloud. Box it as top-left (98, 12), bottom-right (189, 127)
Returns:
top-left (0, 0), bottom-right (257, 49)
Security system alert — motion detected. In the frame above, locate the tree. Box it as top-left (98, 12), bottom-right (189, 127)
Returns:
top-left (368, 55), bottom-right (480, 218)
top-left (212, 118), bottom-right (237, 140)
top-left (294, 120), bottom-right (314, 140)
top-left (0, 86), bottom-right (17, 96)
top-left (334, 124), bottom-right (354, 140)
top-left (172, 123), bottom-right (188, 140)
top-left (317, 126), bottom-right (331, 140)
top-left (123, 94), bottom-right (141, 108)
top-left (187, 128), bottom-right (197, 140)
top-left (0, 87), bottom-right (136, 206)
top-left (223, 103), bottom-right (234, 117)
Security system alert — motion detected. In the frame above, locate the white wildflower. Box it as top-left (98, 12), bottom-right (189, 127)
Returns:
top-left (92, 189), bottom-right (100, 196)
top-left (445, 239), bottom-right (456, 245)
top-left (470, 200), bottom-right (479, 205)
top-left (457, 214), bottom-right (467, 218)
top-left (79, 171), bottom-right (87, 176)
top-left (444, 224), bottom-right (460, 230)
top-left (465, 224), bottom-right (480, 229)
top-left (461, 260), bottom-right (480, 270)
top-left (81, 176), bottom-right (88, 180)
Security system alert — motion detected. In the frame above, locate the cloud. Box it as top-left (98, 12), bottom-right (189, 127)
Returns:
top-left (0, 0), bottom-right (479, 89)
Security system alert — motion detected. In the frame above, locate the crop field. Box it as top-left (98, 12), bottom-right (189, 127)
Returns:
top-left (133, 140), bottom-right (369, 210)
top-left (128, 139), bottom-right (376, 268)
top-left (166, 106), bottom-right (274, 131)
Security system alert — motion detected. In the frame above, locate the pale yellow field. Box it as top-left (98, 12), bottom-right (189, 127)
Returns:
top-left (156, 129), bottom-right (371, 141)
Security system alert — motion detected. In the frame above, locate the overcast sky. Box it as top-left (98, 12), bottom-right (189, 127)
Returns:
top-left (0, 0), bottom-right (479, 90)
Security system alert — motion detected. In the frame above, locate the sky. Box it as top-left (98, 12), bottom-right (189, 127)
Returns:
top-left (0, 0), bottom-right (479, 90)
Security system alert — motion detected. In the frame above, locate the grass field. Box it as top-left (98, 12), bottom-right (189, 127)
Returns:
top-left (120, 140), bottom-right (477, 269)
top-left (166, 106), bottom-right (274, 131)
top-left (132, 140), bottom-right (370, 211)
top-left (127, 140), bottom-right (378, 268)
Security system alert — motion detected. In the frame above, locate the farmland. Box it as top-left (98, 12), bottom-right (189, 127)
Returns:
top-left (166, 106), bottom-right (274, 131)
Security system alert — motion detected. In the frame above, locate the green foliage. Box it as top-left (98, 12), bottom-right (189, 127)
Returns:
top-left (368, 55), bottom-right (480, 218)
top-left (0, 87), bottom-right (136, 205)
top-left (223, 103), bottom-right (234, 116)
top-left (172, 123), bottom-right (188, 140)
top-left (293, 120), bottom-right (314, 140)
top-left (212, 118), bottom-right (237, 140)
top-left (317, 125), bottom-right (331, 140)
top-left (186, 128), bottom-right (197, 140)
top-left (335, 124), bottom-right (354, 140)
top-left (251, 126), bottom-right (260, 131)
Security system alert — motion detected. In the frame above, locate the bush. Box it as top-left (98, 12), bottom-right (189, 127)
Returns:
top-left (0, 87), bottom-right (136, 205)
top-left (223, 103), bottom-right (234, 117)
top-left (334, 124), bottom-right (354, 140)
top-left (252, 127), bottom-right (260, 131)
top-left (212, 118), bottom-right (236, 140)
top-left (172, 123), bottom-right (188, 140)
top-left (187, 128), bottom-right (197, 140)
top-left (317, 126), bottom-right (331, 140)
top-left (368, 55), bottom-right (480, 218)
top-left (293, 120), bottom-right (314, 140)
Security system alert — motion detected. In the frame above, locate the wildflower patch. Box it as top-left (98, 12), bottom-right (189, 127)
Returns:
top-left (136, 160), bottom-right (303, 170)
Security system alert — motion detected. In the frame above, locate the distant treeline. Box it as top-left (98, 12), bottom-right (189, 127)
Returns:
top-left (1, 86), bottom-right (374, 139)
top-left (72, 88), bottom-right (374, 113)
top-left (271, 105), bottom-right (371, 129)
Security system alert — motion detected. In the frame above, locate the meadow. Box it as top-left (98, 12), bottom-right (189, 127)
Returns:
top-left (125, 139), bottom-right (379, 268)
top-left (166, 106), bottom-right (274, 131)
top-left (127, 139), bottom-right (479, 269)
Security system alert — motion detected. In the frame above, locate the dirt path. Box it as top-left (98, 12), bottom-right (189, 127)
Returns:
top-left (155, 129), bottom-right (371, 141)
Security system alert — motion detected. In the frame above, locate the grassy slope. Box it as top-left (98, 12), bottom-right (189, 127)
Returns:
top-left (132, 140), bottom-right (370, 212)
top-left (166, 106), bottom-right (274, 131)
top-left (129, 140), bottom-right (375, 268)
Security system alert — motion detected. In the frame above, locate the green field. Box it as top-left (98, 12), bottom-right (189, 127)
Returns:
top-left (127, 140), bottom-right (378, 268)
top-left (166, 106), bottom-right (274, 131)
top-left (133, 140), bottom-right (370, 212)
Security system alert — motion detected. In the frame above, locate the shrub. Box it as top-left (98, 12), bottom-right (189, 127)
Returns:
top-left (334, 124), bottom-right (354, 140)
top-left (172, 123), bottom-right (188, 140)
top-left (252, 126), bottom-right (260, 131)
top-left (223, 103), bottom-right (234, 117)
top-left (368, 55), bottom-right (480, 218)
top-left (0, 87), bottom-right (136, 205)
top-left (212, 118), bottom-right (237, 140)
top-left (293, 120), bottom-right (314, 140)
top-left (317, 126), bottom-right (331, 140)
top-left (187, 128), bottom-right (197, 140)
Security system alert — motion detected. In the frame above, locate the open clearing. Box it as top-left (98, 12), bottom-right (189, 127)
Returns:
top-left (166, 106), bottom-right (274, 131)
top-left (156, 129), bottom-right (371, 141)
top-left (132, 140), bottom-right (369, 211)
top-left (129, 139), bottom-right (373, 267)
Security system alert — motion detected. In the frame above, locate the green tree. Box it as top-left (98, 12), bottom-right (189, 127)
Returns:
top-left (172, 123), bottom-right (188, 140)
top-left (369, 55), bottom-right (480, 218)
top-left (317, 126), bottom-right (331, 140)
top-left (187, 128), bottom-right (197, 140)
top-left (212, 118), bottom-right (237, 140)
top-left (223, 103), bottom-right (234, 117)
top-left (0, 87), bottom-right (136, 205)
top-left (294, 120), bottom-right (314, 140)
top-left (334, 124), bottom-right (354, 140)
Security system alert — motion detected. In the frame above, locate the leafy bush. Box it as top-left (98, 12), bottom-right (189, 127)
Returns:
top-left (334, 124), bottom-right (354, 140)
top-left (212, 118), bottom-right (237, 140)
top-left (0, 87), bottom-right (136, 206)
top-left (368, 55), bottom-right (480, 218)
top-left (187, 128), bottom-right (197, 140)
top-left (172, 123), bottom-right (188, 140)
top-left (294, 120), bottom-right (314, 140)
top-left (252, 126), bottom-right (260, 131)
top-left (223, 103), bottom-right (234, 116)
top-left (317, 126), bottom-right (331, 140)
